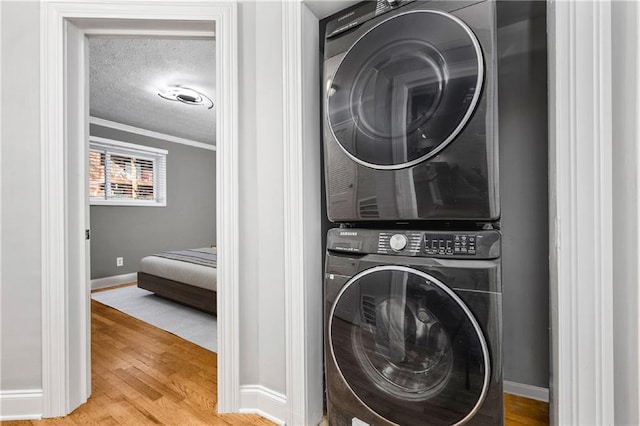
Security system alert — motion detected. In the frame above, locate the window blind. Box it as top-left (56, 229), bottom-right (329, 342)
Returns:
top-left (89, 138), bottom-right (167, 206)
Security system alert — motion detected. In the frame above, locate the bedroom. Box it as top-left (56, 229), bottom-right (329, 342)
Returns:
top-left (88, 36), bottom-right (218, 344)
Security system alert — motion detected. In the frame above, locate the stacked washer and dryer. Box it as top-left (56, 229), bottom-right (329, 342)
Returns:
top-left (322, 1), bottom-right (504, 425)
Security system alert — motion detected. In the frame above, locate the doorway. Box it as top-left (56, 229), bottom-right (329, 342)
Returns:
top-left (40, 2), bottom-right (239, 417)
top-left (87, 30), bottom-right (218, 384)
top-left (86, 34), bottom-right (217, 322)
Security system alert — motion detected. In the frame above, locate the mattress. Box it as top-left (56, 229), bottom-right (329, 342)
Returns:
top-left (139, 247), bottom-right (217, 291)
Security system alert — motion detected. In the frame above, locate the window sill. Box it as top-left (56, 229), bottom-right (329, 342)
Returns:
top-left (90, 199), bottom-right (166, 207)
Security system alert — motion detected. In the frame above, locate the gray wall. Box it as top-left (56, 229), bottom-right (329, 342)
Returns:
top-left (497, 5), bottom-right (550, 389)
top-left (0, 0), bottom-right (43, 392)
top-left (89, 124), bottom-right (216, 279)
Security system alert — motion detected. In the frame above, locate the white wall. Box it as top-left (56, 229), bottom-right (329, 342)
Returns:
top-left (0, 0), bottom-right (292, 419)
top-left (238, 0), bottom-right (260, 387)
top-left (300, 4), bottom-right (324, 424)
top-left (237, 0), bottom-right (287, 397)
top-left (4, 0), bottom-right (638, 423)
top-left (253, 1), bottom-right (286, 395)
top-left (0, 1), bottom-right (43, 393)
top-left (611, 1), bottom-right (640, 424)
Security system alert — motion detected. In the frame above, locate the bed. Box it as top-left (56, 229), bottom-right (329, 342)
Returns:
top-left (137, 247), bottom-right (217, 315)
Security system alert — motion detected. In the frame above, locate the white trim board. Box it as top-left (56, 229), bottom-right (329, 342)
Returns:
top-left (283, 2), bottom-right (312, 426)
top-left (89, 116), bottom-right (216, 151)
top-left (503, 381), bottom-right (549, 403)
top-left (0, 390), bottom-right (43, 421)
top-left (41, 1), bottom-right (239, 418)
top-left (83, 29), bottom-right (215, 38)
top-left (239, 385), bottom-right (287, 426)
top-left (282, 2), bottom-right (324, 425)
top-left (548, 1), bottom-right (615, 424)
top-left (90, 273), bottom-right (137, 290)
top-left (90, 136), bottom-right (169, 155)
top-left (0, 0), bottom-right (3, 355)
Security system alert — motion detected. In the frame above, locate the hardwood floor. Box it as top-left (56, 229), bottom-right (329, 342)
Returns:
top-left (2, 300), bottom-right (273, 426)
top-left (504, 393), bottom-right (549, 425)
top-left (2, 299), bottom-right (548, 425)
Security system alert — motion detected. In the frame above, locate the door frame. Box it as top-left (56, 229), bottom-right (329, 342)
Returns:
top-left (548, 1), bottom-right (615, 424)
top-left (40, 1), bottom-right (239, 416)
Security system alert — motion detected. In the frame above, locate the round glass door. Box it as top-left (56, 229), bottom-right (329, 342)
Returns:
top-left (327, 10), bottom-right (483, 170)
top-left (329, 265), bottom-right (490, 425)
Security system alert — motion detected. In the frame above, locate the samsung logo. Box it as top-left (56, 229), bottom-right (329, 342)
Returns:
top-left (339, 231), bottom-right (358, 236)
top-left (337, 11), bottom-right (355, 22)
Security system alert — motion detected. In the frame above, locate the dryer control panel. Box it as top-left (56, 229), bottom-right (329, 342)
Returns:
top-left (325, 0), bottom-right (416, 39)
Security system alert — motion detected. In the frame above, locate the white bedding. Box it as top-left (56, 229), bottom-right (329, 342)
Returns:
top-left (139, 247), bottom-right (217, 292)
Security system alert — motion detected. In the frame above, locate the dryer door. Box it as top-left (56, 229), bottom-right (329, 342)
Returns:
top-left (329, 265), bottom-right (490, 426)
top-left (327, 10), bottom-right (483, 170)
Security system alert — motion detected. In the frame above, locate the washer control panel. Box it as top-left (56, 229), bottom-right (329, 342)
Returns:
top-left (424, 233), bottom-right (477, 256)
top-left (328, 228), bottom-right (500, 259)
top-left (389, 234), bottom-right (408, 251)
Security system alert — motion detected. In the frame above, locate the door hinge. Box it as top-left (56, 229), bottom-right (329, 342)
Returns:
top-left (85, 229), bottom-right (90, 240)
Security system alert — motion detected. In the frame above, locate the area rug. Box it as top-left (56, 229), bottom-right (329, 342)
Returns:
top-left (92, 285), bottom-right (217, 352)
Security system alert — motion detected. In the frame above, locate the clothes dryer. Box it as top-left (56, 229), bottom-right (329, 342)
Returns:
top-left (324, 228), bottom-right (503, 425)
top-left (323, 0), bottom-right (498, 223)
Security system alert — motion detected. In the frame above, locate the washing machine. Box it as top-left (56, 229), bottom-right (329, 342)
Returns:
top-left (323, 0), bottom-right (498, 223)
top-left (324, 227), bottom-right (503, 425)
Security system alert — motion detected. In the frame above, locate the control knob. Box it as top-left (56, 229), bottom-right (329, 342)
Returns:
top-left (389, 234), bottom-right (408, 252)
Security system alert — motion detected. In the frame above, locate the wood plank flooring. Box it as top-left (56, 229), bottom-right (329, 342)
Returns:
top-left (2, 299), bottom-right (548, 425)
top-left (504, 393), bottom-right (549, 425)
top-left (2, 300), bottom-right (273, 426)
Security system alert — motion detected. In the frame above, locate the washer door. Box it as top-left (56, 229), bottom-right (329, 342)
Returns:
top-left (327, 10), bottom-right (483, 170)
top-left (329, 265), bottom-right (490, 426)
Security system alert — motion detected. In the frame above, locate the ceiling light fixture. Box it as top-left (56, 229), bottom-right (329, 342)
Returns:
top-left (158, 86), bottom-right (214, 109)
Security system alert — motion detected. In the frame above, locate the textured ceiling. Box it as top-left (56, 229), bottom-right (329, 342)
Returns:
top-left (89, 37), bottom-right (216, 145)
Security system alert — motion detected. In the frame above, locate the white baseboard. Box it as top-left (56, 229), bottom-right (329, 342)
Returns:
top-left (504, 380), bottom-right (549, 402)
top-left (239, 385), bottom-right (287, 425)
top-left (0, 389), bottom-right (43, 421)
top-left (91, 272), bottom-right (137, 290)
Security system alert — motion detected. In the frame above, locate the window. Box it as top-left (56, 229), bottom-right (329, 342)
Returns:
top-left (89, 137), bottom-right (167, 206)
